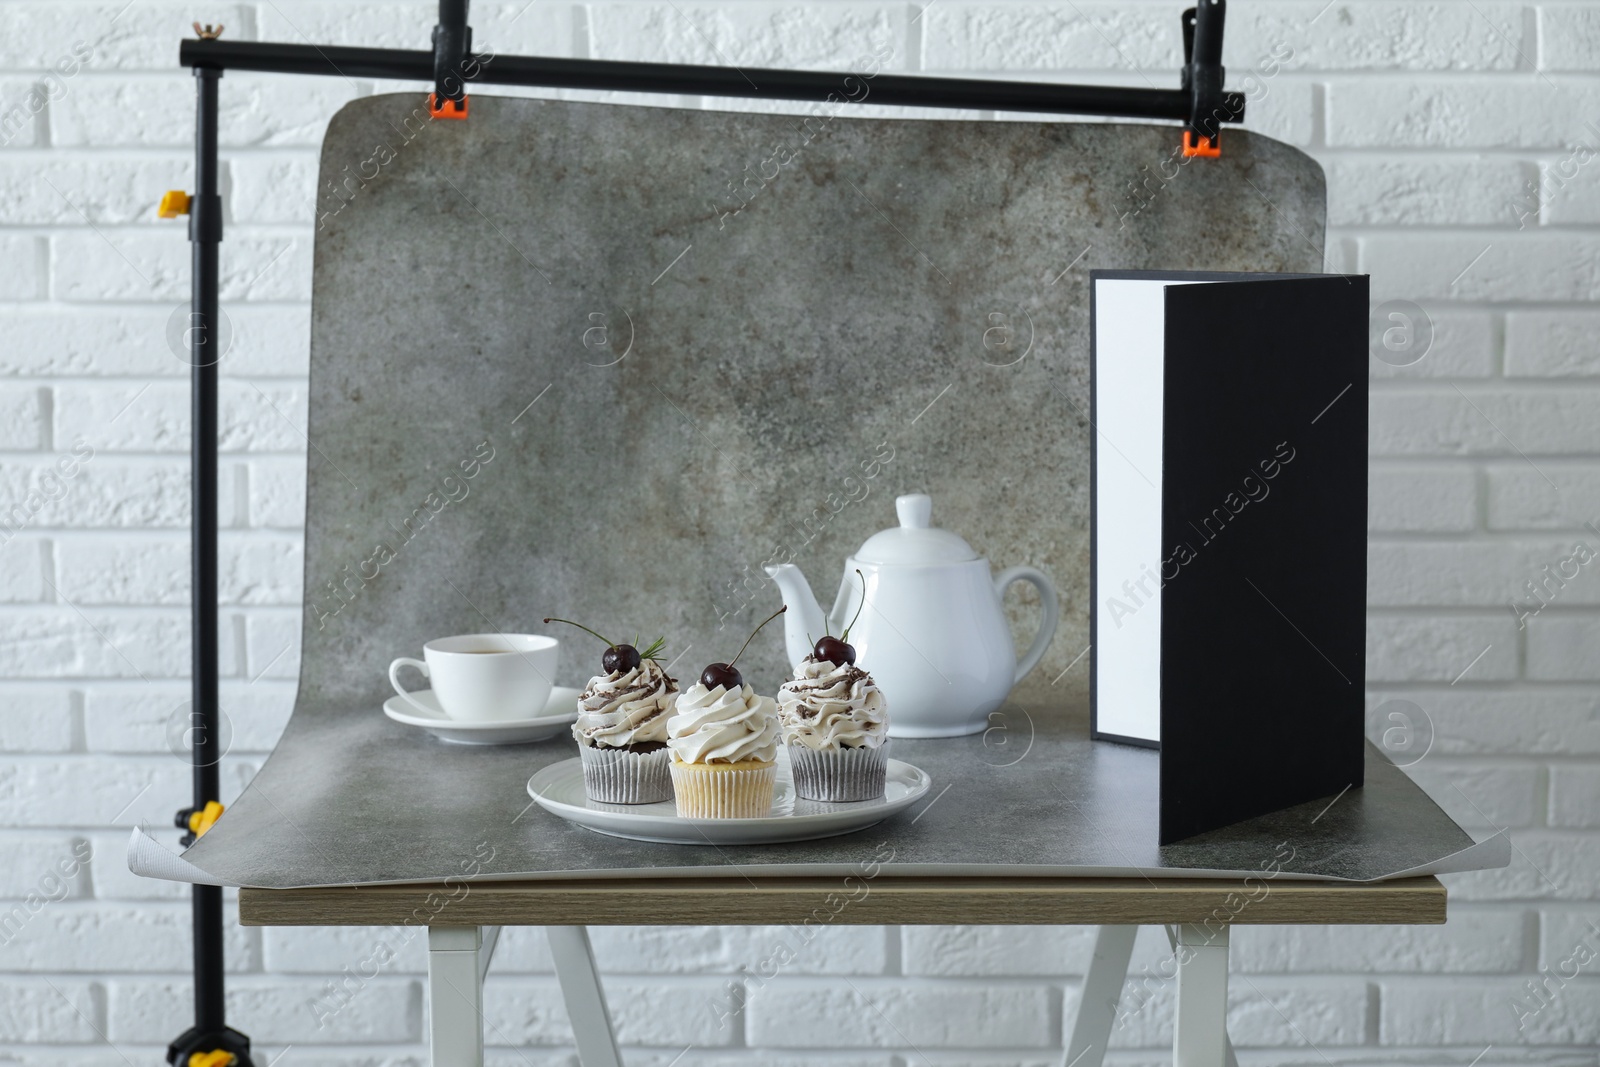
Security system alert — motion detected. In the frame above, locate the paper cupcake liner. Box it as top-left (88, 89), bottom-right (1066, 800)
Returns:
top-left (669, 760), bottom-right (777, 818)
top-left (578, 744), bottom-right (674, 804)
top-left (787, 742), bottom-right (889, 802)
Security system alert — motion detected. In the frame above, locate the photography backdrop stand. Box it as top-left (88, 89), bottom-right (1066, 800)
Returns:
top-left (160, 2), bottom-right (1243, 1064)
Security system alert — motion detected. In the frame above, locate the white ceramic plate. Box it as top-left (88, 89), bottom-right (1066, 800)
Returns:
top-left (525, 753), bottom-right (932, 844)
top-left (383, 686), bottom-right (581, 745)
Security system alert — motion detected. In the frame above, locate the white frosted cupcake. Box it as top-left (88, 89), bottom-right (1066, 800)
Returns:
top-left (667, 682), bottom-right (780, 818)
top-left (778, 653), bottom-right (889, 801)
top-left (571, 657), bottom-right (678, 804)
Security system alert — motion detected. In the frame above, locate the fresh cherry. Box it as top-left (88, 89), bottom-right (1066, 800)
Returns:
top-left (603, 643), bottom-right (641, 674)
top-left (544, 617), bottom-right (661, 675)
top-left (698, 605), bottom-right (786, 692)
top-left (700, 662), bottom-right (743, 690)
top-left (813, 634), bottom-right (856, 666)
top-left (811, 570), bottom-right (867, 667)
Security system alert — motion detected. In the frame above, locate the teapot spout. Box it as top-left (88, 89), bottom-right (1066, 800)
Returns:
top-left (763, 563), bottom-right (827, 669)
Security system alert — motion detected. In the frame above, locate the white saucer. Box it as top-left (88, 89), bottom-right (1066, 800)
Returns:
top-left (525, 753), bottom-right (932, 844)
top-left (383, 686), bottom-right (580, 745)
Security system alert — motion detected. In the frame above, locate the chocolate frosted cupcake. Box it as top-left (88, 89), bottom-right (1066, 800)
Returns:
top-left (778, 655), bottom-right (889, 801)
top-left (571, 657), bottom-right (678, 804)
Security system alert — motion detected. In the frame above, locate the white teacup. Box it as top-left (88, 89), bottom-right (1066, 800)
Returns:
top-left (389, 633), bottom-right (559, 722)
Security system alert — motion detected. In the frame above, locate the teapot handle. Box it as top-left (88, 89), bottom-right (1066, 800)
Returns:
top-left (994, 566), bottom-right (1060, 685)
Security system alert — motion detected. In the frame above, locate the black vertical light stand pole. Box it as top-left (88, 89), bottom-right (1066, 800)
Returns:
top-left (190, 58), bottom-right (224, 1037)
top-left (169, 59), bottom-right (253, 1067)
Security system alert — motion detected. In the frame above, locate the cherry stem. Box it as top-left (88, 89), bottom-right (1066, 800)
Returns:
top-left (728, 605), bottom-right (786, 671)
top-left (841, 569), bottom-right (866, 642)
top-left (543, 617), bottom-right (614, 647)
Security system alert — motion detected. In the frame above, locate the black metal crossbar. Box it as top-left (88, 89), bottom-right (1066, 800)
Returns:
top-left (179, 39), bottom-right (1245, 122)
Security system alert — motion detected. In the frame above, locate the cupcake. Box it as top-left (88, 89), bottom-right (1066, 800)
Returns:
top-left (778, 652), bottom-right (889, 802)
top-left (572, 657), bottom-right (677, 802)
top-left (545, 618), bottom-right (677, 804)
top-left (667, 608), bottom-right (786, 818)
top-left (668, 682), bottom-right (780, 817)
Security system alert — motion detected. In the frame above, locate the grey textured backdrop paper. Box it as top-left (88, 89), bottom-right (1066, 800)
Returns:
top-left (167, 95), bottom-right (1495, 891)
top-left (176, 691), bottom-right (1485, 889)
top-left (297, 94), bottom-right (1327, 707)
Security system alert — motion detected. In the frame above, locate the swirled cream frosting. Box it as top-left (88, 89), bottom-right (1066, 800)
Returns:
top-left (667, 683), bottom-right (780, 764)
top-left (572, 660), bottom-right (678, 749)
top-left (777, 655), bottom-right (888, 750)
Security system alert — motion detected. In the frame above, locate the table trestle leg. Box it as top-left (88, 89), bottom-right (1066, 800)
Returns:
top-left (547, 925), bottom-right (624, 1067)
top-left (428, 925), bottom-right (494, 1067)
top-left (423, 920), bottom-right (1231, 1067)
top-left (1172, 923), bottom-right (1231, 1067)
top-left (1064, 924), bottom-right (1139, 1067)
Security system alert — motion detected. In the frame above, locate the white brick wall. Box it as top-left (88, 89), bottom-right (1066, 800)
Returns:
top-left (1, 0), bottom-right (1597, 1063)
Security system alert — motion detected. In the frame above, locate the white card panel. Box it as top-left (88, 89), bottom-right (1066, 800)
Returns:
top-left (1092, 277), bottom-right (1212, 744)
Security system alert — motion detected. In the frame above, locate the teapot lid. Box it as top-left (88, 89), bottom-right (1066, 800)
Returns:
top-left (855, 494), bottom-right (979, 565)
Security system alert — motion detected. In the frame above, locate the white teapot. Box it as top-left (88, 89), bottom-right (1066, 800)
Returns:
top-left (765, 493), bottom-right (1060, 738)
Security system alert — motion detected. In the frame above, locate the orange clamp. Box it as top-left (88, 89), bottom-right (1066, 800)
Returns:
top-left (158, 190), bottom-right (192, 218)
top-left (187, 800), bottom-right (224, 839)
top-left (429, 93), bottom-right (469, 120)
top-left (188, 1051), bottom-right (235, 1067)
top-left (1181, 130), bottom-right (1221, 159)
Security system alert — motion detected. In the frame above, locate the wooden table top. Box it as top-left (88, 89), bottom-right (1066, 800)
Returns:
top-left (239, 874), bottom-right (1445, 927)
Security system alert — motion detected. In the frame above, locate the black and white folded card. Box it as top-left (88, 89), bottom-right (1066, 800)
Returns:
top-left (1089, 269), bottom-right (1370, 843)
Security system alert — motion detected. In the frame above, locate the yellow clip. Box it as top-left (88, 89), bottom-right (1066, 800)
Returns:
top-left (158, 190), bottom-right (192, 219)
top-left (188, 1052), bottom-right (235, 1067)
top-left (188, 800), bottom-right (224, 838)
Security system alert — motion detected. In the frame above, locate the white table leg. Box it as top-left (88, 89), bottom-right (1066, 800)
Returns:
top-left (1173, 923), bottom-right (1229, 1067)
top-left (547, 925), bottom-right (624, 1067)
top-left (480, 926), bottom-right (501, 980)
top-left (1064, 925), bottom-right (1138, 1067)
top-left (429, 925), bottom-right (492, 1067)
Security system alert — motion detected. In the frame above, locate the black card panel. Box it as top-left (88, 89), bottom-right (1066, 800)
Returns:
top-left (1157, 275), bottom-right (1369, 843)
